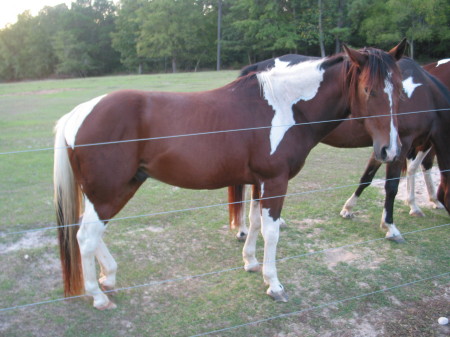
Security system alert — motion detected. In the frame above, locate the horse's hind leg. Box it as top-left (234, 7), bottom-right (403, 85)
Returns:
top-left (77, 198), bottom-right (116, 310)
top-left (421, 150), bottom-right (444, 209)
top-left (242, 185), bottom-right (262, 272)
top-left (96, 239), bottom-right (118, 294)
top-left (406, 149), bottom-right (430, 216)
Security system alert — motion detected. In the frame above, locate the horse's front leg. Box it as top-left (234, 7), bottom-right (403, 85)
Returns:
top-left (77, 199), bottom-right (116, 310)
top-left (259, 178), bottom-right (288, 302)
top-left (340, 152), bottom-right (382, 218)
top-left (381, 163), bottom-right (405, 243)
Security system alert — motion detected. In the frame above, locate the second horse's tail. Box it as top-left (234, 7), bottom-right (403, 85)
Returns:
top-left (228, 184), bottom-right (246, 229)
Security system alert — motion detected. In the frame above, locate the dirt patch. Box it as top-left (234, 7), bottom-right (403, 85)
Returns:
top-left (324, 248), bottom-right (358, 269)
top-left (0, 231), bottom-right (57, 254)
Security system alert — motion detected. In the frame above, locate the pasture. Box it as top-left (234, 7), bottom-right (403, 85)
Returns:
top-left (0, 71), bottom-right (449, 336)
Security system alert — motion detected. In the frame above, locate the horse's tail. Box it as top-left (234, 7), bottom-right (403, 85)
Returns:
top-left (228, 185), bottom-right (245, 229)
top-left (53, 115), bottom-right (84, 296)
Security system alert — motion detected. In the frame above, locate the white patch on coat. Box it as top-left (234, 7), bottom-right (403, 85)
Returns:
top-left (383, 75), bottom-right (399, 160)
top-left (436, 58), bottom-right (450, 67)
top-left (257, 59), bottom-right (325, 155)
top-left (402, 77), bottom-right (422, 98)
top-left (62, 95), bottom-right (107, 148)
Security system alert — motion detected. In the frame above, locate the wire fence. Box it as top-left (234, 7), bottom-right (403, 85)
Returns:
top-left (1, 168), bottom-right (449, 236)
top-left (1, 102), bottom-right (449, 335)
top-left (1, 222), bottom-right (449, 314)
top-left (0, 107), bottom-right (448, 156)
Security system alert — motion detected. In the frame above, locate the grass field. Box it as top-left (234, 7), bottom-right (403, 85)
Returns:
top-left (0, 71), bottom-right (449, 337)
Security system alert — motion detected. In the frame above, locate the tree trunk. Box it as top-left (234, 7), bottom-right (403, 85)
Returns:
top-left (217, 0), bottom-right (222, 71)
top-left (172, 55), bottom-right (177, 73)
top-left (318, 0), bottom-right (326, 57)
top-left (335, 0), bottom-right (345, 54)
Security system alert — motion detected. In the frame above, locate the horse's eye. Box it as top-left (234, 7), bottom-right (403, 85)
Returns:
top-left (364, 87), bottom-right (376, 97)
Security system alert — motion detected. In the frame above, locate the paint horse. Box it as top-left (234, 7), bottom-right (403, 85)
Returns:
top-left (229, 54), bottom-right (450, 243)
top-left (54, 42), bottom-right (405, 310)
top-left (337, 58), bottom-right (450, 220)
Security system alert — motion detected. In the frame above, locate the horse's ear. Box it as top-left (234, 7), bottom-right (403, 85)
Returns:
top-left (343, 44), bottom-right (367, 68)
top-left (388, 38), bottom-right (407, 61)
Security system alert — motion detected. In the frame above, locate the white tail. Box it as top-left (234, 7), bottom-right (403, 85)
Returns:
top-left (54, 115), bottom-right (84, 296)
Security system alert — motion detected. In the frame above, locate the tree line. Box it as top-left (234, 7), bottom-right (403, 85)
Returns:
top-left (0, 0), bottom-right (448, 81)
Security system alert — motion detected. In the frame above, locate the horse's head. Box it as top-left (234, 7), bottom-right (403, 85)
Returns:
top-left (344, 39), bottom-right (407, 163)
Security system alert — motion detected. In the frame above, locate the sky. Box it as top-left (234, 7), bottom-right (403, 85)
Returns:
top-left (0, 1), bottom-right (73, 29)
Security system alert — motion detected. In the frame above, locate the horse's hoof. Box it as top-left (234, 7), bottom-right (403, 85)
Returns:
top-left (244, 263), bottom-right (261, 273)
top-left (95, 300), bottom-right (117, 310)
top-left (237, 232), bottom-right (247, 242)
top-left (340, 210), bottom-right (354, 219)
top-left (267, 289), bottom-right (289, 302)
top-left (386, 235), bottom-right (406, 243)
top-left (409, 210), bottom-right (425, 217)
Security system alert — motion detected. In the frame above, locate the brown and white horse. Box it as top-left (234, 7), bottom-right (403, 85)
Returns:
top-left (230, 55), bottom-right (450, 243)
top-left (337, 58), bottom-right (450, 220)
top-left (54, 42), bottom-right (405, 309)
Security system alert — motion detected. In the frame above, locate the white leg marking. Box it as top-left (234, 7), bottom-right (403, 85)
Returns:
top-left (256, 59), bottom-right (325, 154)
top-left (63, 95), bottom-right (107, 148)
top-left (96, 239), bottom-right (118, 292)
top-left (423, 168), bottom-right (444, 209)
top-left (406, 153), bottom-right (426, 217)
top-left (77, 197), bottom-right (114, 309)
top-left (242, 199), bottom-right (261, 272)
top-left (340, 193), bottom-right (358, 218)
top-left (261, 208), bottom-right (284, 296)
top-left (380, 209), bottom-right (402, 240)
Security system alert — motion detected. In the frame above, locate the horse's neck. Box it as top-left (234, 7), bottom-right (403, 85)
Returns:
top-left (293, 67), bottom-right (350, 144)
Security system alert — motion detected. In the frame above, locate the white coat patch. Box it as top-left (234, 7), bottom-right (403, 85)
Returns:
top-left (436, 58), bottom-right (450, 67)
top-left (63, 95), bottom-right (107, 148)
top-left (402, 77), bottom-right (422, 98)
top-left (257, 59), bottom-right (325, 155)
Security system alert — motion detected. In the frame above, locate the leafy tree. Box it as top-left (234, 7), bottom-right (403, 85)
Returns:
top-left (111, 0), bottom-right (147, 73)
top-left (53, 0), bottom-right (120, 76)
top-left (359, 0), bottom-right (450, 58)
top-left (136, 0), bottom-right (216, 73)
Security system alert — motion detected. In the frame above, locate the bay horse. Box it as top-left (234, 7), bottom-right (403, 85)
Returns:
top-left (54, 42), bottom-right (405, 309)
top-left (337, 58), bottom-right (450, 221)
top-left (230, 55), bottom-right (450, 243)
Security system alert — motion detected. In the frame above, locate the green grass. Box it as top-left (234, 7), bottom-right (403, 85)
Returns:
top-left (0, 71), bottom-right (449, 337)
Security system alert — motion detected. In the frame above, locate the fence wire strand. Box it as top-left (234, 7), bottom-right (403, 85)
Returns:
top-left (1, 222), bottom-right (448, 313)
top-left (190, 272), bottom-right (450, 337)
top-left (0, 107), bottom-right (448, 156)
top-left (1, 97), bottom-right (449, 333)
top-left (2, 168), bottom-right (449, 237)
